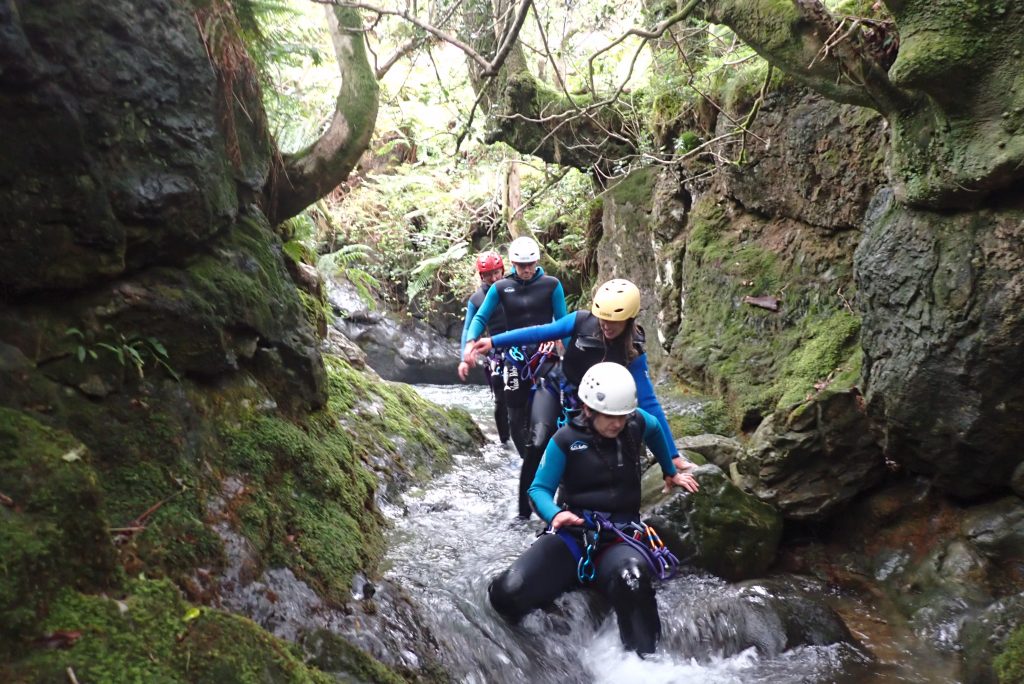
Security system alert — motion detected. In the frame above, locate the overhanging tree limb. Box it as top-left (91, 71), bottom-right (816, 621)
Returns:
top-left (267, 6), bottom-right (379, 223)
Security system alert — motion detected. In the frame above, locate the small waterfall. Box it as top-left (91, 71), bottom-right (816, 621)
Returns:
top-left (384, 384), bottom-right (960, 683)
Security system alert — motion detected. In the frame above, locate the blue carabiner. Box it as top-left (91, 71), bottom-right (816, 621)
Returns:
top-left (508, 346), bottom-right (525, 362)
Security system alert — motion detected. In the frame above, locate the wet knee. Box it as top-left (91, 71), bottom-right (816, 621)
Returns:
top-left (488, 570), bottom-right (528, 622)
top-left (609, 558), bottom-right (654, 600)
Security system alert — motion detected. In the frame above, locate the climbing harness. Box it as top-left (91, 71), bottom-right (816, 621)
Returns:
top-left (523, 341), bottom-right (559, 382)
top-left (551, 510), bottom-right (681, 584)
top-left (556, 381), bottom-right (581, 428)
top-left (503, 346), bottom-right (525, 393)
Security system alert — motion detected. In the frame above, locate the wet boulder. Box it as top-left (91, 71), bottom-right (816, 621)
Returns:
top-left (326, 276), bottom-right (462, 385)
top-left (662, 578), bottom-right (854, 660)
top-left (736, 389), bottom-right (886, 522)
top-left (642, 464), bottom-right (783, 581)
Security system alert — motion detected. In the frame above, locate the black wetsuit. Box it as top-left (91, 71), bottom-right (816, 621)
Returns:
top-left (466, 268), bottom-right (567, 518)
top-left (462, 284), bottom-right (510, 442)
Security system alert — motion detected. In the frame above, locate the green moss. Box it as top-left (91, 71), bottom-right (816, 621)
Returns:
top-left (0, 409), bottom-right (118, 651)
top-left (184, 214), bottom-right (300, 336)
top-left (775, 310), bottom-right (861, 407)
top-left (996, 625), bottom-right (1024, 684)
top-left (673, 196), bottom-right (862, 427)
top-left (215, 355), bottom-right (477, 605)
top-left (669, 399), bottom-right (732, 437)
top-left (5, 579), bottom-right (333, 684)
top-left (607, 167), bottom-right (657, 208)
top-left (220, 408), bottom-right (382, 605)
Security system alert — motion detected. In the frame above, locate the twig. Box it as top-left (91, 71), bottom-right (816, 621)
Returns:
top-left (837, 286), bottom-right (855, 313)
top-left (0, 491), bottom-right (14, 507)
top-left (586, 0), bottom-right (701, 95)
top-left (66, 667), bottom-right (80, 684)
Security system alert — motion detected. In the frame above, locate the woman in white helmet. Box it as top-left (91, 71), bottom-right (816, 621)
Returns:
top-left (461, 235), bottom-right (568, 519)
top-left (468, 278), bottom-right (692, 473)
top-left (487, 363), bottom-right (699, 655)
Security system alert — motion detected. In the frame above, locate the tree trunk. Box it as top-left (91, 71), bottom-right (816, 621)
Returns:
top-left (461, 0), bottom-right (634, 172)
top-left (266, 6), bottom-right (379, 223)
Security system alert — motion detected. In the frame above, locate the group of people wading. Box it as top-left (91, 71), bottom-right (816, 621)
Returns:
top-left (456, 236), bottom-right (700, 655)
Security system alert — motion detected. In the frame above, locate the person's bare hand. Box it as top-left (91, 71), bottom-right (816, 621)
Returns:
top-left (473, 338), bottom-right (493, 355)
top-left (551, 510), bottom-right (584, 530)
top-left (663, 471), bottom-right (699, 494)
top-left (457, 361), bottom-right (470, 382)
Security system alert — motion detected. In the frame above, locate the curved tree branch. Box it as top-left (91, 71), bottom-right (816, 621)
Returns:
top-left (267, 6), bottom-right (379, 223)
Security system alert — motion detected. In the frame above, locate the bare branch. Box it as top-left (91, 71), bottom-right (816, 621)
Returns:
top-left (312, 0), bottom-right (493, 71)
top-left (375, 36), bottom-right (425, 79)
top-left (587, 0), bottom-right (701, 94)
top-left (314, 0), bottom-right (532, 79)
top-left (483, 0), bottom-right (534, 77)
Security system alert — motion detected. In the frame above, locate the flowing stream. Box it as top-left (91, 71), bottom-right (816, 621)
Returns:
top-left (386, 384), bottom-right (961, 683)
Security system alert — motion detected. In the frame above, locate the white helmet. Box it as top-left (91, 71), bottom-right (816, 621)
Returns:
top-left (508, 236), bottom-right (540, 263)
top-left (578, 362), bottom-right (637, 415)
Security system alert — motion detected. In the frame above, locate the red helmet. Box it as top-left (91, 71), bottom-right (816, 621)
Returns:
top-left (476, 250), bottom-right (504, 274)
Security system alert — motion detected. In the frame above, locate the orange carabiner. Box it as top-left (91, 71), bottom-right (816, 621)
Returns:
top-left (644, 524), bottom-right (666, 550)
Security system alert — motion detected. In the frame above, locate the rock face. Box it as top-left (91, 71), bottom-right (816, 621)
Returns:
top-left (598, 77), bottom-right (1024, 675)
top-left (856, 193), bottom-right (1024, 498)
top-left (0, 1), bottom-right (482, 681)
top-left (326, 276), bottom-right (464, 384)
top-left (0, 0), bottom-right (242, 294)
top-left (643, 464), bottom-right (783, 581)
top-left (739, 390), bottom-right (886, 521)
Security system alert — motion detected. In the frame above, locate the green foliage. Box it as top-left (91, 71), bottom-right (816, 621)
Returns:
top-left (407, 239), bottom-right (469, 304)
top-left (325, 161), bottom-right (493, 312)
top-left (320, 243), bottom-right (381, 310)
top-left (66, 326), bottom-right (179, 381)
top-left (996, 626), bottom-right (1024, 684)
top-left (229, 0), bottom-right (337, 153)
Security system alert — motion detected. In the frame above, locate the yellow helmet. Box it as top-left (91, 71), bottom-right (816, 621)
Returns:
top-left (591, 279), bottom-right (641, 321)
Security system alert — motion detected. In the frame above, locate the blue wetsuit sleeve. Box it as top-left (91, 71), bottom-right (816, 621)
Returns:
top-left (465, 286), bottom-right (499, 352)
top-left (638, 407), bottom-right (677, 477)
top-left (490, 312), bottom-right (577, 349)
top-left (631, 354), bottom-right (680, 457)
top-left (459, 299), bottom-right (479, 355)
top-left (552, 282), bottom-right (567, 321)
top-left (529, 439), bottom-right (567, 523)
top-left (552, 282), bottom-right (569, 347)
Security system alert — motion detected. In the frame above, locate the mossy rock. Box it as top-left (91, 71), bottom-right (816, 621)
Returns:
top-left (0, 409), bottom-right (118, 652)
top-left (607, 167), bottom-right (658, 208)
top-left (3, 579), bottom-right (335, 684)
top-left (673, 194), bottom-right (862, 429)
top-left (996, 624), bottom-right (1024, 684)
top-left (643, 464), bottom-right (782, 581)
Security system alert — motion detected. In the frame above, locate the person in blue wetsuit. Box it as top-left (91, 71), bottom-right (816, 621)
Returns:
top-left (487, 363), bottom-right (699, 655)
top-left (457, 250), bottom-right (511, 444)
top-left (462, 236), bottom-right (567, 520)
top-left (468, 278), bottom-right (692, 473)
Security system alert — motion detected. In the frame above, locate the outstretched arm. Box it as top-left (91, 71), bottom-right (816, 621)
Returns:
top-left (489, 312), bottom-right (577, 350)
top-left (458, 298), bottom-right (480, 381)
top-left (639, 408), bottom-right (699, 493)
